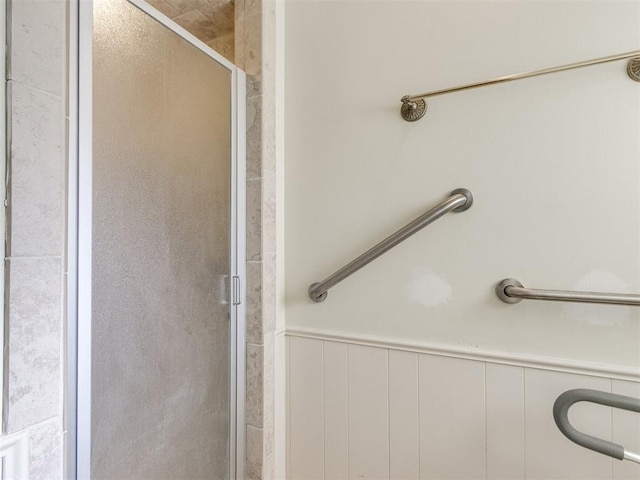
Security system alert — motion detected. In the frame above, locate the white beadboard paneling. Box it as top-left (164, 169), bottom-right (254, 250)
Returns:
top-left (486, 363), bottom-right (525, 480)
top-left (348, 344), bottom-right (389, 480)
top-left (389, 350), bottom-right (419, 480)
top-left (418, 354), bottom-right (486, 480)
top-left (289, 336), bottom-right (324, 479)
top-left (286, 333), bottom-right (640, 480)
top-left (612, 380), bottom-right (640, 480)
top-left (324, 341), bottom-right (349, 480)
top-left (525, 368), bottom-right (612, 480)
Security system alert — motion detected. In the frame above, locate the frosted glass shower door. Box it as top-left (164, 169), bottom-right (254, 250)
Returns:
top-left (81, 0), bottom-right (243, 478)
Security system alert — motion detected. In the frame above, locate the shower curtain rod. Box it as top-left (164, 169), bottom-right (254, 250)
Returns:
top-left (400, 50), bottom-right (640, 122)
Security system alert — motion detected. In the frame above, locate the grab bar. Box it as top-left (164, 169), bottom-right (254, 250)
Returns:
top-left (496, 278), bottom-right (640, 307)
top-left (308, 188), bottom-right (473, 302)
top-left (554, 389), bottom-right (640, 464)
top-left (400, 50), bottom-right (640, 122)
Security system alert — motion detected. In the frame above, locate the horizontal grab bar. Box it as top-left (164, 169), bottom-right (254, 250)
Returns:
top-left (496, 278), bottom-right (640, 307)
top-left (308, 188), bottom-right (473, 303)
top-left (400, 50), bottom-right (640, 121)
top-left (554, 389), bottom-right (640, 464)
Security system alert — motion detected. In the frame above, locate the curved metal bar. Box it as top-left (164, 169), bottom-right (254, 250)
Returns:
top-left (400, 50), bottom-right (640, 121)
top-left (495, 278), bottom-right (640, 306)
top-left (308, 188), bottom-right (473, 302)
top-left (554, 389), bottom-right (640, 463)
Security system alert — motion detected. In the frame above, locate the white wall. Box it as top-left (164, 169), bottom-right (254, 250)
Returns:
top-left (285, 0), bottom-right (640, 369)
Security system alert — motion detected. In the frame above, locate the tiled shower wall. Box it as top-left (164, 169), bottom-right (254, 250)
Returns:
top-left (5, 0), bottom-right (67, 478)
top-left (235, 0), bottom-right (278, 477)
top-left (145, 0), bottom-right (236, 63)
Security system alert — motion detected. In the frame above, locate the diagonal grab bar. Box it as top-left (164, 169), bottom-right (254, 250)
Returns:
top-left (554, 389), bottom-right (640, 464)
top-left (308, 188), bottom-right (473, 302)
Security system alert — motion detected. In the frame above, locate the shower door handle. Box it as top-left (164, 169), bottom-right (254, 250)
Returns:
top-left (232, 276), bottom-right (242, 306)
top-left (553, 389), bottom-right (640, 464)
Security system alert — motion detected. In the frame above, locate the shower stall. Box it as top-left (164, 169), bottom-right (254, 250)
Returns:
top-left (68, 1), bottom-right (246, 478)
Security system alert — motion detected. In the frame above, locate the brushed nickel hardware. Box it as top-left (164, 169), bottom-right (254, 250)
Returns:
top-left (309, 188), bottom-right (473, 303)
top-left (401, 50), bottom-right (640, 122)
top-left (496, 278), bottom-right (640, 306)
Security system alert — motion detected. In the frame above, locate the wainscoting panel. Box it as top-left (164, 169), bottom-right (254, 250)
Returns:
top-left (348, 345), bottom-right (389, 479)
top-left (289, 337), bottom-right (324, 479)
top-left (389, 351), bottom-right (419, 480)
top-left (418, 354), bottom-right (486, 479)
top-left (287, 334), bottom-right (640, 480)
top-left (612, 380), bottom-right (640, 480)
top-left (323, 341), bottom-right (349, 480)
top-left (485, 363), bottom-right (525, 479)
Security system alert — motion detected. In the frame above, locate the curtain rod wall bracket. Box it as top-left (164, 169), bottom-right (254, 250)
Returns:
top-left (400, 95), bottom-right (427, 122)
top-left (628, 57), bottom-right (640, 82)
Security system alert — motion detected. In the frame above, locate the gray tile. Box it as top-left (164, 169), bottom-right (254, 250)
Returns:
top-left (246, 425), bottom-right (264, 480)
top-left (246, 343), bottom-right (264, 428)
top-left (206, 32), bottom-right (235, 63)
top-left (262, 172), bottom-right (276, 255)
top-left (234, 0), bottom-right (246, 70)
top-left (245, 0), bottom-right (261, 17)
top-left (247, 178), bottom-right (262, 261)
top-left (29, 418), bottom-right (62, 480)
top-left (8, 82), bottom-right (63, 257)
top-left (163, 0), bottom-right (208, 15)
top-left (173, 9), bottom-right (218, 43)
top-left (6, 258), bottom-right (62, 433)
top-left (246, 261), bottom-right (263, 344)
top-left (261, 91), bottom-right (276, 175)
top-left (262, 333), bottom-right (275, 458)
top-left (247, 74), bottom-right (263, 101)
top-left (9, 0), bottom-right (65, 96)
top-left (246, 95), bottom-right (263, 179)
top-left (262, 253), bottom-right (276, 336)
top-left (200, 1), bottom-right (235, 35)
top-left (245, 14), bottom-right (263, 96)
top-left (144, 0), bottom-right (181, 18)
top-left (262, 0), bottom-right (276, 93)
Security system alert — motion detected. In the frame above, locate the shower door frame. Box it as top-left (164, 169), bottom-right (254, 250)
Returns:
top-left (67, 1), bottom-right (247, 478)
